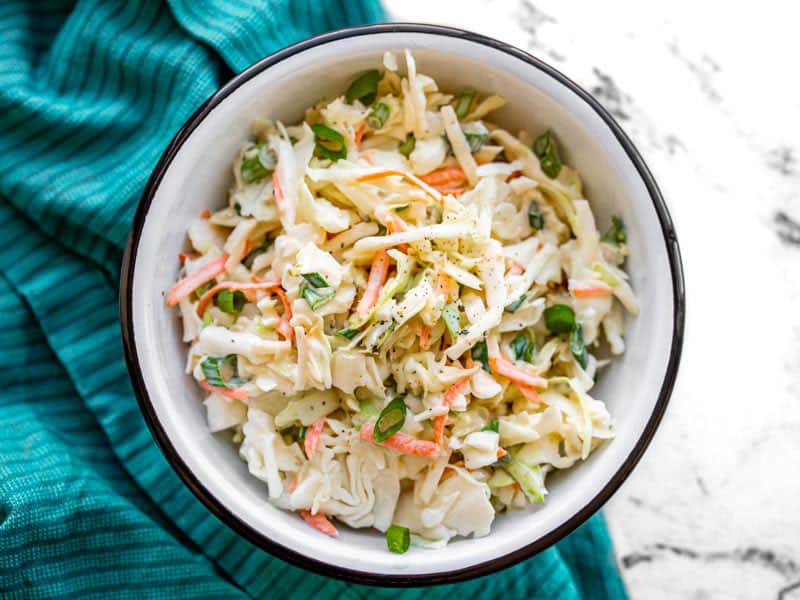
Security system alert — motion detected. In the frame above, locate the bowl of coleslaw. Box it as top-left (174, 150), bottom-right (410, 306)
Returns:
top-left (120, 23), bottom-right (684, 586)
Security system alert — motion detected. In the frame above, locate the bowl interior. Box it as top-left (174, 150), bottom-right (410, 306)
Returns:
top-left (128, 29), bottom-right (679, 579)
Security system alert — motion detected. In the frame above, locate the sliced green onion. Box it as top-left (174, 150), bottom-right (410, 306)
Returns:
top-left (455, 89), bottom-right (476, 119)
top-left (471, 341), bottom-right (491, 372)
top-left (217, 289), bottom-right (246, 314)
top-left (299, 282), bottom-right (334, 310)
top-left (301, 272), bottom-right (329, 288)
top-left (373, 395), bottom-right (407, 442)
top-left (297, 425), bottom-right (308, 444)
top-left (234, 202), bottom-right (242, 216)
top-left (511, 332), bottom-right (535, 363)
top-left (483, 419), bottom-right (500, 433)
top-left (570, 323), bottom-right (588, 369)
top-left (336, 327), bottom-right (360, 340)
top-left (194, 281), bottom-right (212, 300)
top-left (504, 294), bottom-right (526, 313)
top-left (346, 69), bottom-right (380, 104)
top-left (312, 124), bottom-right (347, 161)
top-left (366, 102), bottom-right (390, 129)
top-left (602, 215), bottom-right (627, 245)
top-left (543, 304), bottom-right (576, 334)
top-left (201, 355), bottom-right (247, 389)
top-left (462, 122), bottom-right (489, 153)
top-left (398, 134), bottom-right (416, 158)
top-left (386, 524), bottom-right (411, 554)
top-left (442, 304), bottom-right (461, 338)
top-left (532, 130), bottom-right (562, 178)
top-left (240, 144), bottom-right (276, 183)
top-left (505, 457), bottom-right (546, 503)
top-left (528, 201), bottom-right (544, 230)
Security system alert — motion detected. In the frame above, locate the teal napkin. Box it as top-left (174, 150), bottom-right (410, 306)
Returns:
top-left (0, 2), bottom-right (628, 598)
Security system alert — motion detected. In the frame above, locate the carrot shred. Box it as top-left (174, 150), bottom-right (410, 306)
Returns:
top-left (489, 353), bottom-right (548, 389)
top-left (243, 239), bottom-right (254, 256)
top-left (436, 185), bottom-right (467, 196)
top-left (272, 287), bottom-right (294, 341)
top-left (360, 423), bottom-right (441, 459)
top-left (507, 260), bottom-right (525, 276)
top-left (198, 379), bottom-right (248, 401)
top-left (273, 169), bottom-right (285, 213)
top-left (304, 417), bottom-right (326, 459)
top-left (497, 447), bottom-right (507, 458)
top-left (195, 279), bottom-right (281, 316)
top-left (354, 122), bottom-right (366, 151)
top-left (516, 382), bottom-right (543, 404)
top-left (572, 285), bottom-right (613, 298)
top-left (178, 252), bottom-right (198, 266)
top-left (355, 169), bottom-right (442, 202)
top-left (166, 254), bottom-right (228, 307)
top-left (434, 269), bottom-right (451, 299)
top-left (505, 170), bottom-right (523, 183)
top-left (384, 214), bottom-right (409, 252)
top-left (433, 373), bottom-right (474, 446)
top-left (299, 509), bottom-right (337, 536)
top-left (419, 324), bottom-right (431, 351)
top-left (357, 249), bottom-right (391, 319)
top-left (200, 209), bottom-right (211, 219)
top-left (419, 167), bottom-right (467, 187)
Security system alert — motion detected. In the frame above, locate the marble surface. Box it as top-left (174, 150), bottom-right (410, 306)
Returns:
top-left (384, 1), bottom-right (800, 597)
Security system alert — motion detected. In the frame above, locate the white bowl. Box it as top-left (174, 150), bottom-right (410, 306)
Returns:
top-left (120, 23), bottom-right (685, 586)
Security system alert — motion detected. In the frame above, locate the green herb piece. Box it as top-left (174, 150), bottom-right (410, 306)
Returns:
top-left (511, 332), bottom-right (535, 363)
top-left (505, 458), bottom-right (546, 503)
top-left (373, 396), bottom-right (407, 442)
top-left (240, 144), bottom-right (277, 183)
top-left (570, 323), bottom-right (588, 369)
top-left (528, 201), bottom-right (544, 230)
top-left (504, 294), bottom-right (526, 313)
top-left (398, 133), bottom-right (416, 158)
top-left (532, 130), bottom-right (562, 178)
top-left (234, 202), bottom-right (242, 216)
top-left (202, 312), bottom-right (213, 326)
top-left (301, 272), bottom-right (329, 288)
top-left (217, 289), bottom-right (246, 314)
top-left (366, 102), bottom-right (390, 129)
top-left (462, 122), bottom-right (489, 153)
top-left (336, 327), bottom-right (360, 340)
top-left (543, 304), bottom-right (576, 334)
top-left (346, 69), bottom-right (380, 104)
top-left (299, 282), bottom-right (334, 310)
top-left (312, 124), bottom-right (347, 161)
top-left (297, 425), bottom-right (308, 444)
top-left (602, 215), bottom-right (627, 245)
top-left (471, 341), bottom-right (491, 372)
top-left (200, 355), bottom-right (247, 389)
top-left (442, 304), bottom-right (461, 338)
top-left (455, 89), bottom-right (476, 119)
top-left (386, 524), bottom-right (411, 554)
top-left (483, 419), bottom-right (500, 433)
top-left (194, 281), bottom-right (212, 300)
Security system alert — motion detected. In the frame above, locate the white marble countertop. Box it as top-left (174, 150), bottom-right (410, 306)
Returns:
top-left (384, 1), bottom-right (800, 597)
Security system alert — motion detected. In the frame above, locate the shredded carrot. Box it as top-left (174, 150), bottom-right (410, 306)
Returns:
top-left (436, 186), bottom-right (467, 196)
top-left (507, 260), bottom-right (525, 276)
top-left (195, 279), bottom-right (281, 316)
top-left (198, 379), bottom-right (248, 401)
top-left (419, 324), bottom-right (431, 351)
top-left (357, 250), bottom-right (391, 318)
top-left (354, 122), bottom-right (366, 151)
top-left (435, 269), bottom-right (451, 299)
top-left (572, 285), bottom-right (613, 298)
top-left (419, 167), bottom-right (467, 187)
top-left (384, 213), bottom-right (409, 252)
top-left (178, 252), bottom-right (198, 266)
top-left (299, 509), bottom-right (337, 536)
top-left (166, 254), bottom-right (228, 307)
top-left (273, 287), bottom-right (294, 341)
top-left (433, 373), bottom-right (474, 446)
top-left (273, 169), bottom-right (285, 213)
top-left (497, 447), bottom-right (507, 458)
top-left (288, 476), bottom-right (299, 493)
top-left (355, 169), bottom-right (442, 202)
top-left (360, 423), bottom-right (441, 459)
top-left (516, 382), bottom-right (543, 404)
top-left (489, 353), bottom-right (548, 389)
top-left (304, 417), bottom-right (326, 459)
top-left (200, 209), bottom-right (211, 219)
top-left (243, 239), bottom-right (254, 256)
top-left (505, 170), bottom-right (523, 183)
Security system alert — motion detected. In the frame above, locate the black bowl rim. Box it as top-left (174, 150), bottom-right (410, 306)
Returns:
top-left (119, 22), bottom-right (686, 588)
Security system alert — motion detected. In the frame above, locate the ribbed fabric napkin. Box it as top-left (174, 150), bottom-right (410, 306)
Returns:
top-left (0, 1), bottom-right (628, 598)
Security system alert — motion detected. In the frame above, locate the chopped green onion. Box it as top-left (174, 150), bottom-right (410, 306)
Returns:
top-left (194, 281), bottom-right (212, 300)
top-left (511, 332), bottom-right (535, 363)
top-left (202, 312), bottom-right (213, 326)
top-left (398, 134), bottom-right (415, 158)
top-left (504, 294), bottom-right (526, 313)
top-left (201, 354), bottom-right (247, 389)
top-left (240, 144), bottom-right (276, 183)
top-left (455, 89), bottom-right (476, 119)
top-left (336, 327), bottom-right (360, 340)
top-left (487, 468), bottom-right (515, 487)
top-left (462, 122), bottom-right (489, 153)
top-left (505, 457), bottom-right (546, 503)
top-left (602, 215), bottom-right (627, 245)
top-left (301, 272), bottom-right (329, 288)
top-left (543, 304), bottom-right (576, 334)
top-left (234, 202), bottom-right (242, 216)
top-left (483, 419), bottom-right (500, 433)
top-left (297, 425), bottom-right (308, 444)
top-left (346, 69), bottom-right (380, 104)
top-left (442, 304), bottom-right (461, 338)
top-left (217, 289), bottom-right (246, 314)
top-left (299, 282), bottom-right (334, 310)
top-left (312, 124), bottom-right (347, 161)
top-left (366, 102), bottom-right (390, 129)
top-left (532, 130), bottom-right (562, 178)
top-left (570, 323), bottom-right (588, 369)
top-left (373, 395), bottom-right (407, 442)
top-left (471, 341), bottom-right (491, 372)
top-left (386, 524), bottom-right (411, 554)
top-left (528, 201), bottom-right (544, 230)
